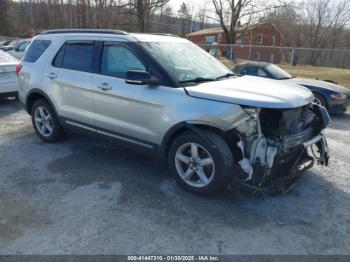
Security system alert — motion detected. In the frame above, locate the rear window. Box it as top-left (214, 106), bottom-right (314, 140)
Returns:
top-left (53, 41), bottom-right (95, 73)
top-left (23, 40), bottom-right (51, 63)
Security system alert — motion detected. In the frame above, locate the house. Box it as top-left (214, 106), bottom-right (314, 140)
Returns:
top-left (186, 22), bottom-right (283, 63)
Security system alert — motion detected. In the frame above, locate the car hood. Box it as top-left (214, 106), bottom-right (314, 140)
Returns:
top-left (284, 77), bottom-right (350, 95)
top-left (184, 75), bottom-right (314, 109)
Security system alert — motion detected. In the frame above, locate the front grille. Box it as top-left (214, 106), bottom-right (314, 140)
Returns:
top-left (283, 128), bottom-right (314, 149)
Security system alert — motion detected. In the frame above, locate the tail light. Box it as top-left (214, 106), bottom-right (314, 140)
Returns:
top-left (16, 64), bottom-right (22, 77)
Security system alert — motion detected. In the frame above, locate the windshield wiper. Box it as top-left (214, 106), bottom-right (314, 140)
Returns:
top-left (216, 73), bottom-right (236, 80)
top-left (178, 77), bottom-right (216, 84)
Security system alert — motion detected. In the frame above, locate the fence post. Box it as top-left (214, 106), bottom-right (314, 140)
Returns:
top-left (230, 45), bottom-right (233, 61)
top-left (289, 49), bottom-right (295, 71)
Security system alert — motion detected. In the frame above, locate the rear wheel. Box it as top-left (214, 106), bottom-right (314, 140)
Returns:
top-left (168, 130), bottom-right (234, 196)
top-left (31, 99), bottom-right (64, 142)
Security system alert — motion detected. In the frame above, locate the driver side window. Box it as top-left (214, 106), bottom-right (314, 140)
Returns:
top-left (101, 45), bottom-right (146, 79)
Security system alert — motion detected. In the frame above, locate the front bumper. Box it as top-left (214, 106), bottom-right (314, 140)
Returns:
top-left (247, 134), bottom-right (329, 195)
top-left (328, 98), bottom-right (350, 114)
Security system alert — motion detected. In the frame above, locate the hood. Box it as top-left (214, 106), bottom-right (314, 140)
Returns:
top-left (184, 76), bottom-right (314, 109)
top-left (284, 77), bottom-right (350, 95)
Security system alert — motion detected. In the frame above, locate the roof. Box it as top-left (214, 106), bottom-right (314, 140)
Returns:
top-left (40, 29), bottom-right (127, 35)
top-left (37, 29), bottom-right (186, 43)
top-left (187, 28), bottom-right (224, 37)
top-left (187, 22), bottom-right (281, 37)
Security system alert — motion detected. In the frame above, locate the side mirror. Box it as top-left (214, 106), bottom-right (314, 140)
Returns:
top-left (125, 70), bottom-right (160, 86)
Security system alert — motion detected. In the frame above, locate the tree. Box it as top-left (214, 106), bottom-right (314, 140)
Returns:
top-left (197, 4), bottom-right (207, 30)
top-left (124, 0), bottom-right (170, 32)
top-left (178, 2), bottom-right (192, 36)
top-left (0, 0), bottom-right (10, 35)
top-left (300, 0), bottom-right (350, 64)
top-left (211, 0), bottom-right (283, 44)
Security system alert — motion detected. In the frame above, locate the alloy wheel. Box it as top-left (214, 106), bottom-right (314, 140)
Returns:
top-left (34, 106), bottom-right (53, 137)
top-left (174, 143), bottom-right (215, 188)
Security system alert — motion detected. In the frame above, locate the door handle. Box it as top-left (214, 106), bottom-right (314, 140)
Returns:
top-left (97, 82), bottom-right (112, 91)
top-left (46, 72), bottom-right (57, 80)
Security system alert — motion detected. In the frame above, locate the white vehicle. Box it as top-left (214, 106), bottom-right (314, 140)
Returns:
top-left (0, 50), bottom-right (19, 99)
top-left (7, 39), bottom-right (31, 60)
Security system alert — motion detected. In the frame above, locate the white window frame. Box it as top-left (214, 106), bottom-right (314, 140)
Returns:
top-left (257, 34), bottom-right (263, 45)
top-left (236, 33), bottom-right (243, 44)
top-left (205, 35), bottom-right (216, 44)
top-left (254, 52), bottom-right (261, 61)
top-left (218, 33), bottom-right (222, 43)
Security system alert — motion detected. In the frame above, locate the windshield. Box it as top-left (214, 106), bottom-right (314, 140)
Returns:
top-left (141, 42), bottom-right (232, 84)
top-left (265, 64), bottom-right (292, 80)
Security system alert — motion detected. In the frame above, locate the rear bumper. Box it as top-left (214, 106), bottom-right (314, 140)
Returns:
top-left (0, 91), bottom-right (18, 99)
top-left (0, 81), bottom-right (19, 94)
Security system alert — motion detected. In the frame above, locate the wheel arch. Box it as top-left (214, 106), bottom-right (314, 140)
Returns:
top-left (25, 89), bottom-right (58, 116)
top-left (160, 121), bottom-right (243, 161)
top-left (313, 91), bottom-right (328, 108)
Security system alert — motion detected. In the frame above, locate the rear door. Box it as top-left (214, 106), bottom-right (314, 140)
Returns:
top-left (43, 38), bottom-right (97, 127)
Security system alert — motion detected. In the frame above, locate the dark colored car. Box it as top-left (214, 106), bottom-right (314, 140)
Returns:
top-left (233, 62), bottom-right (350, 114)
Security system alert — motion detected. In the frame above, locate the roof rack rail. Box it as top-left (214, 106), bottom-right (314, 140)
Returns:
top-left (150, 33), bottom-right (179, 37)
top-left (40, 29), bottom-right (128, 35)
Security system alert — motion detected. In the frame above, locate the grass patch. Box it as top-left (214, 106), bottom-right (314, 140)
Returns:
top-left (220, 58), bottom-right (350, 89)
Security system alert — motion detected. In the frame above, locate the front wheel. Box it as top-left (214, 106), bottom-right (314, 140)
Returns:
top-left (314, 93), bottom-right (327, 109)
top-left (168, 130), bottom-right (234, 196)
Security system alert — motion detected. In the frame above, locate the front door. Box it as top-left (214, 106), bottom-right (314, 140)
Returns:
top-left (91, 41), bottom-right (165, 146)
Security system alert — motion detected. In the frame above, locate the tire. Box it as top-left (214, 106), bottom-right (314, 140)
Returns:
top-left (314, 93), bottom-right (327, 109)
top-left (168, 130), bottom-right (234, 196)
top-left (31, 99), bottom-right (64, 142)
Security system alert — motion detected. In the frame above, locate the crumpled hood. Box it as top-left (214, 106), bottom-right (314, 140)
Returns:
top-left (284, 77), bottom-right (350, 95)
top-left (185, 75), bottom-right (314, 109)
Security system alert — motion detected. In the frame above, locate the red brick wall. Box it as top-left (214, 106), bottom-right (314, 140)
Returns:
top-left (188, 33), bottom-right (227, 44)
top-left (187, 24), bottom-right (283, 63)
top-left (187, 24), bottom-right (282, 46)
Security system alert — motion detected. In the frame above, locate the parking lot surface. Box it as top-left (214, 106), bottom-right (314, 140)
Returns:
top-left (0, 98), bottom-right (350, 255)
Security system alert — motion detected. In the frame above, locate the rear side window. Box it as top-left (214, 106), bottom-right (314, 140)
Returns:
top-left (23, 40), bottom-right (51, 63)
top-left (53, 41), bottom-right (95, 73)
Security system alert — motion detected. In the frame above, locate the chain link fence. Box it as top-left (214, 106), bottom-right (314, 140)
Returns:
top-left (199, 44), bottom-right (350, 70)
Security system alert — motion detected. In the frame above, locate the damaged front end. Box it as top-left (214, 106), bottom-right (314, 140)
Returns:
top-left (233, 103), bottom-right (330, 194)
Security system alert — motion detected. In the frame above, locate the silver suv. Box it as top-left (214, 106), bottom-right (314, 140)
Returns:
top-left (18, 29), bottom-right (330, 196)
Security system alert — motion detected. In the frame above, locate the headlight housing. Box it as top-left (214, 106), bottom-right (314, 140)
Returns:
top-left (242, 106), bottom-right (260, 118)
top-left (330, 93), bottom-right (347, 100)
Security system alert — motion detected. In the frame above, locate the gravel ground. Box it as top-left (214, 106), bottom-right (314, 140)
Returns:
top-left (0, 98), bottom-right (349, 255)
